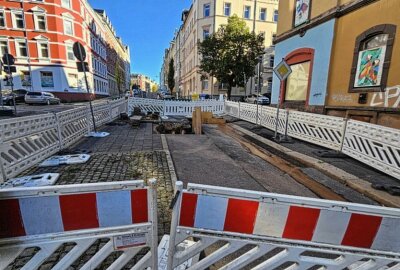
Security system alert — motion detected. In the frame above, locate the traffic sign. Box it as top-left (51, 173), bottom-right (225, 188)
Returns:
top-left (2, 53), bottom-right (15, 66)
top-left (3, 66), bottom-right (16, 73)
top-left (273, 59), bottom-right (292, 81)
top-left (73, 42), bottom-right (86, 62)
top-left (77, 62), bottom-right (89, 72)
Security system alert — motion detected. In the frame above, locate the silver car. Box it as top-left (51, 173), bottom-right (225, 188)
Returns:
top-left (25, 92), bottom-right (61, 105)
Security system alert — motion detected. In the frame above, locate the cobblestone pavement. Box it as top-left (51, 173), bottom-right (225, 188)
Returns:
top-left (9, 123), bottom-right (173, 270)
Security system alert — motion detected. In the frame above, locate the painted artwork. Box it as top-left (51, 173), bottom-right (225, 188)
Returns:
top-left (354, 46), bottom-right (386, 88)
top-left (294, 0), bottom-right (310, 27)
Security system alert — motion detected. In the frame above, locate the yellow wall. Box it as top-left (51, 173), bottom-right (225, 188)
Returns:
top-left (277, 0), bottom-right (338, 35)
top-left (327, 0), bottom-right (400, 109)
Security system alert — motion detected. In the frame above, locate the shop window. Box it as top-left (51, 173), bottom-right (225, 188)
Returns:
top-left (41, 71), bottom-right (54, 87)
top-left (349, 24), bottom-right (396, 92)
top-left (285, 61), bottom-right (310, 101)
top-left (280, 48), bottom-right (314, 105)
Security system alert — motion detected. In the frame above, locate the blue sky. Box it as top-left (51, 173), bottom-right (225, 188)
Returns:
top-left (89, 0), bottom-right (192, 82)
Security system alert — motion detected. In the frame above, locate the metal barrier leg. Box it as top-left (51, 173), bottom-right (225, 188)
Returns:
top-left (167, 181), bottom-right (183, 270)
top-left (149, 178), bottom-right (159, 270)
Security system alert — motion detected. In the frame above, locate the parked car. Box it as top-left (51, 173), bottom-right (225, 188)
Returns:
top-left (25, 92), bottom-right (61, 105)
top-left (245, 94), bottom-right (270, 105)
top-left (1, 89), bottom-right (28, 105)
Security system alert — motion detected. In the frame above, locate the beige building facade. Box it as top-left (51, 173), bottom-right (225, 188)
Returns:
top-left (162, 0), bottom-right (279, 98)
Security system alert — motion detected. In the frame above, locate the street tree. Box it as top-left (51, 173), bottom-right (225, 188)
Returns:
top-left (167, 58), bottom-right (175, 92)
top-left (199, 15), bottom-right (265, 99)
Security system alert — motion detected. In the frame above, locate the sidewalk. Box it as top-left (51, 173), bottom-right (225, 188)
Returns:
top-left (226, 116), bottom-right (400, 206)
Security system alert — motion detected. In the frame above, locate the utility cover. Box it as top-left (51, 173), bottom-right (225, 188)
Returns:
top-left (39, 154), bottom-right (91, 167)
top-left (1, 173), bottom-right (59, 188)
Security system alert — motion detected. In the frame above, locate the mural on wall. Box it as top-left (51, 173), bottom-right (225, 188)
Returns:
top-left (370, 85), bottom-right (400, 108)
top-left (294, 0), bottom-right (311, 27)
top-left (354, 46), bottom-right (386, 88)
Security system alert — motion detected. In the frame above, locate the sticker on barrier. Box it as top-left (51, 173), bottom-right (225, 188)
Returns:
top-left (39, 154), bottom-right (91, 167)
top-left (0, 173), bottom-right (60, 189)
top-left (0, 179), bottom-right (158, 270)
top-left (166, 182), bottom-right (400, 270)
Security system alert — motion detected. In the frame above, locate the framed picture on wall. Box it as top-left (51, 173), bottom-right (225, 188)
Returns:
top-left (354, 46), bottom-right (386, 88)
top-left (294, 0), bottom-right (311, 27)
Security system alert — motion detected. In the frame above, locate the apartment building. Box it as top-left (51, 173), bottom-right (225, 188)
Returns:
top-left (272, 0), bottom-right (399, 128)
top-left (162, 0), bottom-right (279, 98)
top-left (0, 0), bottom-right (130, 101)
top-left (131, 73), bottom-right (158, 92)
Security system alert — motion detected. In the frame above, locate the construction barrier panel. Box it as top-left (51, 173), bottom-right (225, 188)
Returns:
top-left (0, 98), bottom-right (127, 183)
top-left (0, 179), bottom-right (158, 270)
top-left (167, 182), bottom-right (400, 270)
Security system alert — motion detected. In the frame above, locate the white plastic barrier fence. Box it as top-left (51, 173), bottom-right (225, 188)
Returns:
top-left (0, 180), bottom-right (158, 270)
top-left (342, 120), bottom-right (400, 180)
top-left (0, 98), bottom-right (127, 183)
top-left (167, 182), bottom-right (400, 270)
top-left (224, 101), bottom-right (400, 179)
top-left (128, 97), bottom-right (225, 116)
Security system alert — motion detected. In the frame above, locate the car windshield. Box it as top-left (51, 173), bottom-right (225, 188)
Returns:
top-left (27, 92), bottom-right (42, 96)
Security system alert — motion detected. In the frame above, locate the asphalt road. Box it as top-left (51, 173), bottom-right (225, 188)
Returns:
top-left (0, 100), bottom-right (102, 120)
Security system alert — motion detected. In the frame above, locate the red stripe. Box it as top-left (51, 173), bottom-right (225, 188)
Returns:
top-left (131, 189), bottom-right (148, 223)
top-left (224, 198), bottom-right (259, 234)
top-left (0, 199), bottom-right (26, 238)
top-left (341, 213), bottom-right (382, 249)
top-left (282, 206), bottom-right (321, 241)
top-left (179, 193), bottom-right (198, 227)
top-left (60, 193), bottom-right (99, 231)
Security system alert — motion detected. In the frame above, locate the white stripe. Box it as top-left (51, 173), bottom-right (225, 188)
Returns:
top-left (96, 191), bottom-right (132, 227)
top-left (194, 195), bottom-right (228, 231)
top-left (312, 210), bottom-right (351, 245)
top-left (372, 217), bottom-right (400, 252)
top-left (253, 203), bottom-right (290, 237)
top-left (19, 196), bottom-right (64, 235)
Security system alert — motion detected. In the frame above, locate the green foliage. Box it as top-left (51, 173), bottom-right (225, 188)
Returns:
top-left (167, 58), bottom-right (175, 92)
top-left (199, 15), bottom-right (265, 98)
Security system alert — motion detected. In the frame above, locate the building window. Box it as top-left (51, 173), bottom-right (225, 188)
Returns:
top-left (202, 79), bottom-right (209, 90)
top-left (281, 48), bottom-right (314, 105)
top-left (294, 0), bottom-right (311, 27)
top-left (41, 71), bottom-right (54, 87)
top-left (203, 29), bottom-right (210, 39)
top-left (63, 19), bottom-right (74, 35)
top-left (34, 13), bottom-right (47, 31)
top-left (66, 44), bottom-right (74, 61)
top-left (274, 10), bottom-right (278, 22)
top-left (259, 8), bottom-right (267, 21)
top-left (244, 6), bottom-right (251, 19)
top-left (0, 10), bottom-right (6, 28)
top-left (224, 3), bottom-right (231, 16)
top-left (285, 61), bottom-right (310, 101)
top-left (21, 71), bottom-right (31, 86)
top-left (12, 12), bottom-right (24, 29)
top-left (61, 0), bottom-right (72, 9)
top-left (349, 24), bottom-right (396, 92)
top-left (204, 3), bottom-right (210, 17)
top-left (269, 55), bottom-right (275, 68)
top-left (16, 40), bottom-right (28, 57)
top-left (38, 42), bottom-right (49, 58)
top-left (68, 73), bottom-right (78, 88)
top-left (0, 40), bottom-right (8, 55)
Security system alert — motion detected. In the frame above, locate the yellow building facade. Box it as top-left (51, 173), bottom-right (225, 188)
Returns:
top-left (272, 0), bottom-right (400, 128)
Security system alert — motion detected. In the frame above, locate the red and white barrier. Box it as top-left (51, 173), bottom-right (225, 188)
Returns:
top-left (167, 182), bottom-right (400, 270)
top-left (179, 193), bottom-right (400, 253)
top-left (0, 180), bottom-right (158, 270)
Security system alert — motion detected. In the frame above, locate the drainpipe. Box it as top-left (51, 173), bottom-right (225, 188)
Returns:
top-left (21, 0), bottom-right (34, 92)
top-left (249, 0), bottom-right (258, 95)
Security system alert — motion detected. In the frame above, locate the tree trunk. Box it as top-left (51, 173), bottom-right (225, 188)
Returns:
top-left (227, 85), bottom-right (232, 100)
